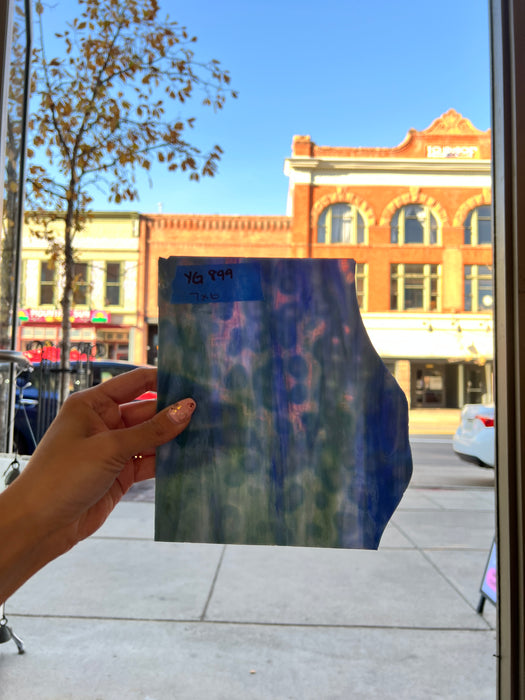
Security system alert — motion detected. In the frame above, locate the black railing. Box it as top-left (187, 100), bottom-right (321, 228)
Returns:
top-left (15, 341), bottom-right (106, 451)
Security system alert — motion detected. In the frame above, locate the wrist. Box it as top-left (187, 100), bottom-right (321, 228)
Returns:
top-left (0, 476), bottom-right (69, 603)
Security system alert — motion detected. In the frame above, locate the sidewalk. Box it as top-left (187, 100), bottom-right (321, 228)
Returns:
top-left (0, 434), bottom-right (495, 699)
top-left (409, 408), bottom-right (461, 435)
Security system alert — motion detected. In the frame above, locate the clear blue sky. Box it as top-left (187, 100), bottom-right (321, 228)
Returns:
top-left (53, 0), bottom-right (492, 216)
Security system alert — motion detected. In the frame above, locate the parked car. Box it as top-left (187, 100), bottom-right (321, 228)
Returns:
top-left (452, 403), bottom-right (495, 468)
top-left (14, 360), bottom-right (156, 455)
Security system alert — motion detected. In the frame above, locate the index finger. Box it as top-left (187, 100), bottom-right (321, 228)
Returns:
top-left (90, 367), bottom-right (157, 405)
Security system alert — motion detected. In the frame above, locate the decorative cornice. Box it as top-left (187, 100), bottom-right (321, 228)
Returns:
top-left (287, 110), bottom-right (491, 164)
top-left (144, 214), bottom-right (292, 232)
top-left (422, 108), bottom-right (487, 136)
top-left (284, 157), bottom-right (491, 177)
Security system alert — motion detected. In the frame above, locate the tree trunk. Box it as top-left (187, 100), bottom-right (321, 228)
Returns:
top-left (59, 200), bottom-right (75, 406)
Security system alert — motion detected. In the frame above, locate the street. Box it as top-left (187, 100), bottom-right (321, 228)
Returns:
top-left (409, 436), bottom-right (495, 490)
top-left (125, 435), bottom-right (496, 501)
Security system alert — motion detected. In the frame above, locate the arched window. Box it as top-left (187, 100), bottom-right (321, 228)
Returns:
top-left (391, 205), bottom-right (439, 245)
top-left (464, 205), bottom-right (492, 245)
top-left (317, 203), bottom-right (366, 244)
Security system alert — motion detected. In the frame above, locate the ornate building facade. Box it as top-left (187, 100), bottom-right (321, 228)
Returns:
top-left (18, 110), bottom-right (492, 408)
top-left (140, 109), bottom-right (493, 408)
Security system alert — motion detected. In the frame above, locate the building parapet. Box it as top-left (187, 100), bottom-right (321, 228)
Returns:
top-left (143, 214), bottom-right (292, 232)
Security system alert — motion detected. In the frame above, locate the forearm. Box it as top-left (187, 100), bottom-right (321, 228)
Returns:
top-left (0, 371), bottom-right (195, 604)
top-left (0, 478), bottom-right (68, 604)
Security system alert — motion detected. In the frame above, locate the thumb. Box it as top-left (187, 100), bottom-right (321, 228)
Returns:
top-left (114, 398), bottom-right (197, 460)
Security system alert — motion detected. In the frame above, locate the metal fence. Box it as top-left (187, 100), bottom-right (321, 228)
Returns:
top-left (14, 341), bottom-right (106, 452)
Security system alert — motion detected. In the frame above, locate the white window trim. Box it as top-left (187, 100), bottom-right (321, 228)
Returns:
top-left (105, 261), bottom-right (123, 308)
top-left (39, 260), bottom-right (56, 306)
top-left (392, 263), bottom-right (442, 312)
top-left (465, 264), bottom-right (493, 311)
top-left (465, 207), bottom-right (492, 245)
top-left (392, 205), bottom-right (441, 245)
top-left (72, 261), bottom-right (91, 308)
top-left (355, 262), bottom-right (368, 311)
top-left (318, 204), bottom-right (367, 244)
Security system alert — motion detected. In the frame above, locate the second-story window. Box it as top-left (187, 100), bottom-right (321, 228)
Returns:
top-left (317, 203), bottom-right (366, 244)
top-left (464, 205), bottom-right (492, 245)
top-left (391, 205), bottom-right (438, 245)
top-left (105, 262), bottom-right (122, 306)
top-left (72, 262), bottom-right (90, 305)
top-left (390, 263), bottom-right (440, 311)
top-left (464, 265), bottom-right (493, 311)
top-left (39, 260), bottom-right (55, 305)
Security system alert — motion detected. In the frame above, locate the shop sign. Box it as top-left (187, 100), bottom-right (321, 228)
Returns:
top-left (477, 539), bottom-right (497, 614)
top-left (426, 145), bottom-right (478, 158)
top-left (19, 308), bottom-right (110, 324)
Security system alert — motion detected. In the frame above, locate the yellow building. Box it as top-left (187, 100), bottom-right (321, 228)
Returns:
top-left (19, 212), bottom-right (144, 362)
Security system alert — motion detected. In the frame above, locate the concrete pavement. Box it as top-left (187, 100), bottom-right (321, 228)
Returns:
top-left (409, 408), bottom-right (461, 435)
top-left (0, 414), bottom-right (496, 699)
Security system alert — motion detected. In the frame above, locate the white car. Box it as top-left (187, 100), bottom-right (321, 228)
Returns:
top-left (452, 403), bottom-right (495, 468)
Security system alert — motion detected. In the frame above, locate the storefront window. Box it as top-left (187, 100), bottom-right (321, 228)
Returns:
top-left (96, 328), bottom-right (129, 360)
top-left (413, 364), bottom-right (445, 406)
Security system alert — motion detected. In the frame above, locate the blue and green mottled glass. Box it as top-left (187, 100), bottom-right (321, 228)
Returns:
top-left (155, 257), bottom-right (412, 549)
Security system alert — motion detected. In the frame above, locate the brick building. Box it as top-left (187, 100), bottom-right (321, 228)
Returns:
top-left (19, 110), bottom-right (492, 408)
top-left (140, 109), bottom-right (493, 409)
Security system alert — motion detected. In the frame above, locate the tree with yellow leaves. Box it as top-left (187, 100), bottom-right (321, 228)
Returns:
top-left (27, 0), bottom-right (237, 401)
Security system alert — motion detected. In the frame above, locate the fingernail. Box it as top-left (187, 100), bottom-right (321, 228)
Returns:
top-left (168, 398), bottom-right (196, 424)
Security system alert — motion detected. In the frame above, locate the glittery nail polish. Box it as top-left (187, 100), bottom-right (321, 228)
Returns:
top-left (168, 398), bottom-right (196, 424)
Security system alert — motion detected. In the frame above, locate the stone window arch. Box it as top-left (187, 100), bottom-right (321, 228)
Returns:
top-left (317, 202), bottom-right (366, 244)
top-left (390, 204), bottom-right (440, 245)
top-left (463, 205), bottom-right (492, 245)
top-left (311, 191), bottom-right (374, 245)
top-left (380, 190), bottom-right (448, 233)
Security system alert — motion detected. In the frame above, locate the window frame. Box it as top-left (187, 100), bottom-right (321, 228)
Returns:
top-left (105, 261), bottom-right (123, 307)
top-left (355, 262), bottom-right (368, 311)
top-left (391, 204), bottom-right (440, 245)
top-left (72, 261), bottom-right (90, 306)
top-left (464, 205), bottom-right (492, 245)
top-left (390, 263), bottom-right (441, 312)
top-left (317, 203), bottom-right (367, 245)
top-left (464, 264), bottom-right (493, 312)
top-left (39, 260), bottom-right (56, 306)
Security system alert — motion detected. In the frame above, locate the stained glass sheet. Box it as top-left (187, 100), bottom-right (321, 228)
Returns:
top-left (155, 257), bottom-right (412, 549)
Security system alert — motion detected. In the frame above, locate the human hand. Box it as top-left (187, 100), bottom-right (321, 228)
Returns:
top-left (0, 367), bottom-right (195, 603)
top-left (23, 367), bottom-right (195, 543)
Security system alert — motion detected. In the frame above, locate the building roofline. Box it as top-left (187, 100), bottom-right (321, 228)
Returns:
top-left (284, 157), bottom-right (491, 176)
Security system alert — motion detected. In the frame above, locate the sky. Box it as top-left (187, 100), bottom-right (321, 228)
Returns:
top-left (41, 0), bottom-right (492, 216)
